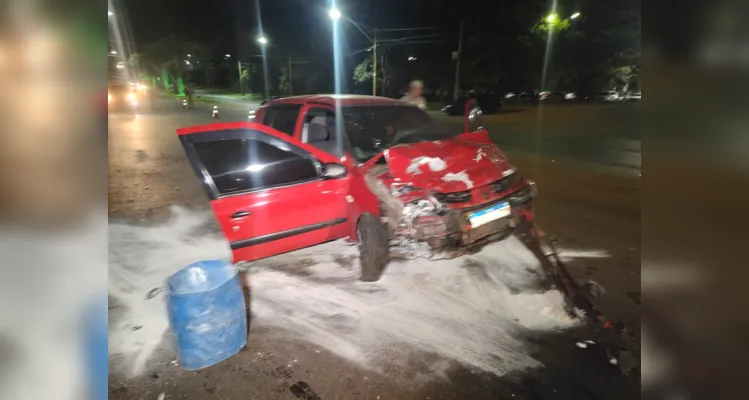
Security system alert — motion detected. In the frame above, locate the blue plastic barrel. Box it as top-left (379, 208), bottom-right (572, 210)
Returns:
top-left (166, 260), bottom-right (247, 370)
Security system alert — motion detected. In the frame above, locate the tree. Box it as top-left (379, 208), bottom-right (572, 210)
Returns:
top-left (352, 52), bottom-right (394, 96)
top-left (131, 36), bottom-right (207, 95)
top-left (454, 0), bottom-right (640, 94)
top-left (278, 65), bottom-right (292, 95)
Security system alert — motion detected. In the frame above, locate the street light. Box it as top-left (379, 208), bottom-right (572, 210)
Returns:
top-left (329, 7), bottom-right (341, 21)
top-left (257, 36), bottom-right (268, 45)
top-left (546, 13), bottom-right (558, 23)
top-left (108, 11), bottom-right (113, 17)
top-left (110, 50), bottom-right (117, 55)
top-left (570, 12), bottom-right (581, 19)
top-left (225, 54), bottom-right (231, 58)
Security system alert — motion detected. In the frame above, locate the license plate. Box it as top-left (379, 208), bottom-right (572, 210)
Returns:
top-left (467, 202), bottom-right (511, 228)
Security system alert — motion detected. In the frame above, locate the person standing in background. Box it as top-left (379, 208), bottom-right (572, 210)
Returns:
top-left (400, 80), bottom-right (427, 110)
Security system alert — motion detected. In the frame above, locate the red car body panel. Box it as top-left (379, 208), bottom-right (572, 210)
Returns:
top-left (384, 129), bottom-right (514, 193)
top-left (177, 121), bottom-right (352, 264)
top-left (264, 94), bottom-right (403, 108)
top-left (210, 178), bottom-right (350, 262)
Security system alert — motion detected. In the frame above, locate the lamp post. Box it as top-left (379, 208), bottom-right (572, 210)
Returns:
top-left (329, 7), bottom-right (378, 95)
top-left (256, 35), bottom-right (270, 98)
top-left (328, 7), bottom-right (341, 21)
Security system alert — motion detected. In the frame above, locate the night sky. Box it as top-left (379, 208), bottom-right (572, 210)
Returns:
top-left (114, 0), bottom-right (639, 94)
top-left (119, 0), bottom-right (459, 60)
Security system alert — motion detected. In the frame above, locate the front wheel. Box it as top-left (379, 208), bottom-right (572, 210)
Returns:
top-left (357, 213), bottom-right (389, 282)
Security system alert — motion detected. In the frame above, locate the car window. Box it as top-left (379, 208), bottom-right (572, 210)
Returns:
top-left (192, 138), bottom-right (318, 195)
top-left (301, 107), bottom-right (348, 156)
top-left (262, 104), bottom-right (301, 136)
top-left (301, 108), bottom-right (332, 143)
top-left (342, 105), bottom-right (456, 162)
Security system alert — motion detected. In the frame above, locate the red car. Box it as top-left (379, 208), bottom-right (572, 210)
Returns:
top-left (176, 95), bottom-right (537, 281)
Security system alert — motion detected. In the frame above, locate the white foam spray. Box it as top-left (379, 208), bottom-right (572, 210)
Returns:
top-left (108, 206), bottom-right (230, 376)
top-left (406, 156), bottom-right (448, 175)
top-left (109, 208), bottom-right (585, 378)
top-left (442, 170), bottom-right (474, 189)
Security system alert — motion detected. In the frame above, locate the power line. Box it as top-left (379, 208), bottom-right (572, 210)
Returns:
top-left (380, 40), bottom-right (456, 46)
top-left (380, 40), bottom-right (457, 45)
top-left (378, 32), bottom-right (449, 43)
top-left (347, 47), bottom-right (373, 57)
top-left (376, 26), bottom-right (451, 32)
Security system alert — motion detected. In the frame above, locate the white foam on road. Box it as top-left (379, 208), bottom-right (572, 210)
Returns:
top-left (108, 207), bottom-right (231, 376)
top-left (109, 208), bottom-right (584, 378)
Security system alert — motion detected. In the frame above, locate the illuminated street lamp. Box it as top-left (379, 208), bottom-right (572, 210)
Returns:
top-left (570, 12), bottom-right (581, 19)
top-left (257, 36), bottom-right (268, 45)
top-left (225, 54), bottom-right (231, 58)
top-left (110, 50), bottom-right (117, 55)
top-left (328, 7), bottom-right (342, 21)
top-left (546, 13), bottom-right (558, 23)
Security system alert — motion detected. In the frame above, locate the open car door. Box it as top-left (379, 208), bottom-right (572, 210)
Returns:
top-left (176, 121), bottom-right (350, 263)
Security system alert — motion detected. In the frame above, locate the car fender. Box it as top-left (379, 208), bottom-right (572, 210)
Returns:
top-left (344, 158), bottom-right (382, 240)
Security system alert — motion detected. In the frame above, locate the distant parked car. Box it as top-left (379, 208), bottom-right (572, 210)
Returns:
top-left (594, 91), bottom-right (623, 102)
top-left (538, 91), bottom-right (576, 102)
top-left (623, 92), bottom-right (641, 101)
top-left (442, 94), bottom-right (504, 115)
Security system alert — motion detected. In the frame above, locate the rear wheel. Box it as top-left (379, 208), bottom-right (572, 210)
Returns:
top-left (357, 213), bottom-right (389, 282)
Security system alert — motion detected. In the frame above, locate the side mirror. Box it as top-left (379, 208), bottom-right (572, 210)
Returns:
top-left (323, 163), bottom-right (347, 179)
top-left (467, 99), bottom-right (484, 132)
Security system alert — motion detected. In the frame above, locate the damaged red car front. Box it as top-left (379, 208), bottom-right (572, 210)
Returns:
top-left (359, 106), bottom-right (537, 259)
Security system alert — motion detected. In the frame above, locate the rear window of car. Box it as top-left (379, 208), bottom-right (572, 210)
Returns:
top-left (262, 104), bottom-right (301, 136)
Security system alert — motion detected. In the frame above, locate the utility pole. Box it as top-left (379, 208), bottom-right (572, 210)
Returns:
top-left (237, 60), bottom-right (244, 95)
top-left (372, 29), bottom-right (377, 96)
top-left (288, 57), bottom-right (293, 95)
top-left (452, 19), bottom-right (463, 102)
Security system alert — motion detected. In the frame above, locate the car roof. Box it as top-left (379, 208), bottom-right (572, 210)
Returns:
top-left (262, 94), bottom-right (408, 108)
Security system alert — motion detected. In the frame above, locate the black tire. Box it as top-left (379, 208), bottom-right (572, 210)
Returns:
top-left (357, 213), bottom-right (389, 282)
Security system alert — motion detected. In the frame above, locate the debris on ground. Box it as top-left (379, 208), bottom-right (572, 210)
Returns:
top-left (288, 381), bottom-right (321, 400)
top-left (146, 287), bottom-right (163, 300)
top-left (157, 393), bottom-right (165, 400)
top-left (575, 339), bottom-right (639, 375)
top-left (581, 280), bottom-right (606, 298)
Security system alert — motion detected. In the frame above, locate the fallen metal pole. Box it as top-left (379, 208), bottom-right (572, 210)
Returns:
top-left (517, 222), bottom-right (604, 323)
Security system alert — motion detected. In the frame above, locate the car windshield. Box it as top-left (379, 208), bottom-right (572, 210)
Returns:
top-left (342, 105), bottom-right (456, 162)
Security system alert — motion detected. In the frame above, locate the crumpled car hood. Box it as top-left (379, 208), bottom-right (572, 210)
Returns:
top-left (384, 132), bottom-right (514, 193)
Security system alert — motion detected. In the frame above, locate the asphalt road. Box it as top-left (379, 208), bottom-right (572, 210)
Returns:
top-left (108, 96), bottom-right (641, 399)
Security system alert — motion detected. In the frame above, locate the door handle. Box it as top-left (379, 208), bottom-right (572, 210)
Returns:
top-left (231, 211), bottom-right (252, 218)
